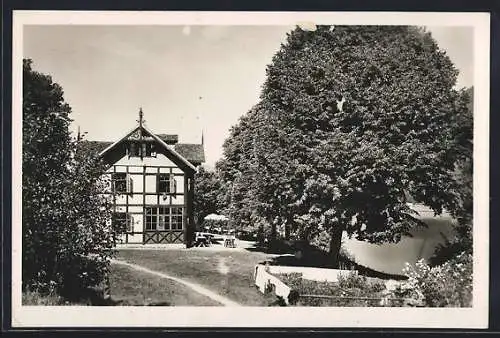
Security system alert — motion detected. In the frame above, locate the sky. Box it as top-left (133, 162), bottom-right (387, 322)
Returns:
top-left (23, 25), bottom-right (473, 168)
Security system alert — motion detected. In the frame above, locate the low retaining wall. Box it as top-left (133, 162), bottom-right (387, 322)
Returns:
top-left (254, 264), bottom-right (292, 304)
top-left (254, 264), bottom-right (359, 304)
top-left (254, 264), bottom-right (406, 306)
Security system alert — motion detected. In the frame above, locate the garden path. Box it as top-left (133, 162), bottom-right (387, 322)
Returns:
top-left (111, 259), bottom-right (242, 307)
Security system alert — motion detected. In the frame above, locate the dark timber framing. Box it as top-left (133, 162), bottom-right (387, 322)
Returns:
top-left (108, 164), bottom-right (192, 245)
top-left (99, 116), bottom-right (200, 247)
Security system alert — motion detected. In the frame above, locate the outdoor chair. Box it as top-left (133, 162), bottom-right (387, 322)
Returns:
top-left (223, 235), bottom-right (236, 248)
top-left (195, 233), bottom-right (210, 247)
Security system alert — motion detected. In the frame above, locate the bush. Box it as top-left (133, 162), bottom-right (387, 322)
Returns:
top-left (22, 289), bottom-right (68, 305)
top-left (395, 251), bottom-right (472, 307)
top-left (22, 59), bottom-right (114, 300)
top-left (280, 272), bottom-right (393, 307)
top-left (430, 221), bottom-right (472, 266)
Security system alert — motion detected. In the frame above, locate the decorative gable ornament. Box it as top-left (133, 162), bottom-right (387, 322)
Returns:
top-left (98, 109), bottom-right (200, 172)
top-left (128, 129), bottom-right (142, 140)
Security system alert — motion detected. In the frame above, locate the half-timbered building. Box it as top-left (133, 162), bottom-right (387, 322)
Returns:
top-left (93, 109), bottom-right (204, 246)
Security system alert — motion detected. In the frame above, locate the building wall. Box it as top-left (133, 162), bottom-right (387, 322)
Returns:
top-left (102, 152), bottom-right (190, 244)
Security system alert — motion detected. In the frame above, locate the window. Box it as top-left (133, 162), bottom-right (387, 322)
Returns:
top-left (170, 207), bottom-right (183, 230)
top-left (127, 141), bottom-right (156, 158)
top-left (157, 207), bottom-right (169, 230)
top-left (145, 142), bottom-right (156, 157)
top-left (145, 207), bottom-right (183, 231)
top-left (145, 207), bottom-right (155, 230)
top-left (112, 173), bottom-right (127, 193)
top-left (112, 212), bottom-right (134, 233)
top-left (157, 174), bottom-right (177, 194)
top-left (112, 173), bottom-right (133, 195)
top-left (128, 141), bottom-right (140, 157)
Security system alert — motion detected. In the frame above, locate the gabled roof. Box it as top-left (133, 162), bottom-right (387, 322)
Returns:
top-left (93, 123), bottom-right (204, 171)
top-left (78, 140), bottom-right (113, 155)
top-left (156, 134), bottom-right (178, 145)
top-left (80, 139), bottom-right (205, 165)
top-left (174, 144), bottom-right (205, 164)
top-left (141, 124), bottom-right (196, 171)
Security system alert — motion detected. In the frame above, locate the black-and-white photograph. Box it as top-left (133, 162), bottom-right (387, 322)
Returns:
top-left (11, 11), bottom-right (489, 328)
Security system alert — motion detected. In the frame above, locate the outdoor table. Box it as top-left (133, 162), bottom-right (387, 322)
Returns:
top-left (223, 236), bottom-right (236, 248)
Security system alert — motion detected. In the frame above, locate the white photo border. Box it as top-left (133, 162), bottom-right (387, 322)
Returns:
top-left (11, 10), bottom-right (490, 328)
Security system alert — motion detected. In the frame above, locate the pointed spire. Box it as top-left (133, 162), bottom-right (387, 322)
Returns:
top-left (138, 108), bottom-right (144, 154)
top-left (77, 125), bottom-right (81, 142)
top-left (139, 107), bottom-right (144, 127)
top-left (201, 129), bottom-right (204, 145)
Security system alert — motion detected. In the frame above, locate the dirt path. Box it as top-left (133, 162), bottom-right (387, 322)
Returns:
top-left (111, 259), bottom-right (242, 307)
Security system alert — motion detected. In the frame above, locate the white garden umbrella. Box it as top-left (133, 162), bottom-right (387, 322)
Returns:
top-left (204, 214), bottom-right (229, 221)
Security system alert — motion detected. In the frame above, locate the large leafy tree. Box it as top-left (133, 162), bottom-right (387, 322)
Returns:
top-left (217, 104), bottom-right (283, 242)
top-left (220, 26), bottom-right (471, 266)
top-left (23, 59), bottom-right (114, 298)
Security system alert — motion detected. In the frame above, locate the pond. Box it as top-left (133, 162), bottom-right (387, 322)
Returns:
top-left (343, 214), bottom-right (456, 275)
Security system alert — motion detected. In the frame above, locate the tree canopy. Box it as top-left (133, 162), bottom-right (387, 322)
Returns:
top-left (193, 166), bottom-right (225, 228)
top-left (217, 26), bottom-right (472, 266)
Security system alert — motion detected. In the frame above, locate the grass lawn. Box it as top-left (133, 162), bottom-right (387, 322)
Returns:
top-left (116, 248), bottom-right (278, 306)
top-left (108, 263), bottom-right (221, 306)
top-left (22, 290), bottom-right (76, 306)
top-left (23, 263), bottom-right (222, 306)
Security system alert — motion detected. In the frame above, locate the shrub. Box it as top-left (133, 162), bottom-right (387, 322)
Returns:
top-left (22, 59), bottom-right (115, 300)
top-left (396, 251), bottom-right (472, 307)
top-left (430, 221), bottom-right (472, 266)
top-left (22, 289), bottom-right (68, 306)
top-left (280, 272), bottom-right (393, 307)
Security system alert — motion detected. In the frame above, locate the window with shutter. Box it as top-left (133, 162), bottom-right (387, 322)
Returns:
top-left (112, 173), bottom-right (127, 193)
top-left (169, 175), bottom-right (177, 194)
top-left (126, 174), bottom-right (134, 195)
top-left (127, 215), bottom-right (134, 232)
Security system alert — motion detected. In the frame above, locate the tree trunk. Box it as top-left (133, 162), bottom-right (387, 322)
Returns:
top-left (284, 223), bottom-right (290, 241)
top-left (257, 224), bottom-right (265, 246)
top-left (329, 226), bottom-right (344, 268)
top-left (270, 222), bottom-right (277, 243)
top-left (284, 215), bottom-right (292, 241)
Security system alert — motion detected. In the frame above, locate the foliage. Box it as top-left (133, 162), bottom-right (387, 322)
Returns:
top-left (279, 272), bottom-right (393, 306)
top-left (193, 166), bottom-right (225, 227)
top-left (200, 217), bottom-right (231, 235)
top-left (430, 87), bottom-right (473, 265)
top-left (394, 251), bottom-right (473, 307)
top-left (22, 59), bottom-right (114, 299)
top-left (216, 105), bottom-right (272, 238)
top-left (217, 25), bottom-right (472, 266)
top-left (22, 289), bottom-right (72, 305)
